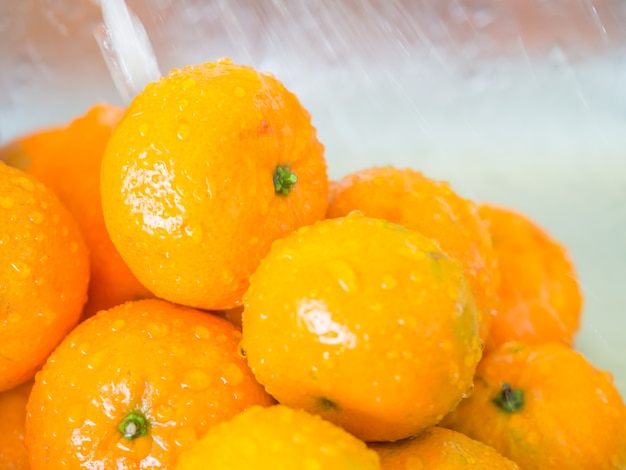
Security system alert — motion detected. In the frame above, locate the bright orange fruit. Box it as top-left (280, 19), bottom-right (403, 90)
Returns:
top-left (242, 213), bottom-right (482, 442)
top-left (101, 58), bottom-right (328, 311)
top-left (0, 380), bottom-right (33, 470)
top-left (0, 162), bottom-right (89, 391)
top-left (441, 342), bottom-right (626, 469)
top-left (25, 298), bottom-right (274, 469)
top-left (370, 426), bottom-right (519, 469)
top-left (174, 405), bottom-right (381, 469)
top-left (328, 166), bottom-right (499, 346)
top-left (478, 204), bottom-right (582, 349)
top-left (1, 104), bottom-right (153, 318)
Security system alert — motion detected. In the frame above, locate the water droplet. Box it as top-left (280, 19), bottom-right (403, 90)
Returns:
top-left (154, 404), bottom-right (174, 422)
top-left (181, 78), bottom-right (196, 90)
top-left (178, 98), bottom-right (189, 110)
top-left (381, 274), bottom-right (397, 290)
top-left (7, 311), bottom-right (22, 324)
top-left (146, 322), bottom-right (169, 339)
top-left (169, 344), bottom-right (186, 356)
top-left (61, 226), bottom-right (68, 237)
top-left (217, 57), bottom-right (233, 65)
top-left (184, 224), bottom-right (203, 244)
top-left (220, 363), bottom-right (243, 386)
top-left (86, 351), bottom-right (106, 370)
top-left (234, 86), bottom-right (245, 98)
top-left (303, 458), bottom-right (321, 470)
top-left (327, 260), bottom-right (358, 293)
top-left (10, 262), bottom-right (31, 278)
top-left (193, 325), bottom-right (210, 339)
top-left (69, 242), bottom-right (78, 253)
top-left (29, 212), bottom-right (43, 224)
top-left (111, 319), bottom-right (126, 331)
top-left (67, 404), bottom-right (85, 424)
top-left (174, 426), bottom-right (197, 448)
top-left (182, 369), bottom-right (211, 391)
top-left (138, 123), bottom-right (150, 137)
top-left (176, 121), bottom-right (191, 140)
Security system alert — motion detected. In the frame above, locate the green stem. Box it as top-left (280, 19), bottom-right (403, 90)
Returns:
top-left (492, 382), bottom-right (524, 413)
top-left (118, 410), bottom-right (149, 440)
top-left (274, 165), bottom-right (298, 196)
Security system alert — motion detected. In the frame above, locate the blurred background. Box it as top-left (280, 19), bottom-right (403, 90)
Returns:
top-left (1, 0), bottom-right (625, 390)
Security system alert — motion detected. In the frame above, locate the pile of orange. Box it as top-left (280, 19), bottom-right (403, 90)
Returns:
top-left (1, 58), bottom-right (624, 470)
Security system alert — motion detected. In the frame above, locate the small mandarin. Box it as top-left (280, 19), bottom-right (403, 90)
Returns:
top-left (441, 342), bottom-right (626, 469)
top-left (0, 380), bottom-right (33, 470)
top-left (174, 405), bottom-right (381, 470)
top-left (25, 298), bottom-right (274, 469)
top-left (101, 58), bottom-right (328, 311)
top-left (0, 162), bottom-right (89, 391)
top-left (242, 213), bottom-right (482, 442)
top-left (478, 204), bottom-right (582, 349)
top-left (370, 426), bottom-right (519, 469)
top-left (328, 166), bottom-right (499, 347)
top-left (1, 104), bottom-right (153, 318)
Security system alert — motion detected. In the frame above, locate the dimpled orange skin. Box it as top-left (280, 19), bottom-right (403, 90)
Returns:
top-left (370, 426), bottom-right (519, 469)
top-left (101, 58), bottom-right (328, 311)
top-left (25, 298), bottom-right (274, 469)
top-left (1, 104), bottom-right (153, 318)
top-left (174, 405), bottom-right (381, 470)
top-left (0, 380), bottom-right (33, 470)
top-left (242, 213), bottom-right (483, 442)
top-left (478, 204), bottom-right (582, 349)
top-left (328, 166), bottom-right (499, 347)
top-left (0, 162), bottom-right (89, 391)
top-left (441, 342), bottom-right (626, 469)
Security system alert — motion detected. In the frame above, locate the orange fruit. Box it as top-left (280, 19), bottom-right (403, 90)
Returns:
top-left (478, 204), bottom-right (583, 349)
top-left (241, 213), bottom-right (482, 442)
top-left (370, 426), bottom-right (519, 469)
top-left (0, 380), bottom-right (33, 470)
top-left (328, 166), bottom-right (499, 346)
top-left (0, 162), bottom-right (89, 391)
top-left (174, 405), bottom-right (381, 469)
top-left (25, 298), bottom-right (274, 469)
top-left (441, 342), bottom-right (626, 469)
top-left (101, 58), bottom-right (328, 311)
top-left (0, 104), bottom-right (153, 318)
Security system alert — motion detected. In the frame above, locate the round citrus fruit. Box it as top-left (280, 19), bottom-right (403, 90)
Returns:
top-left (478, 204), bottom-right (582, 349)
top-left (1, 104), bottom-right (153, 318)
top-left (370, 426), bottom-right (519, 469)
top-left (241, 212), bottom-right (482, 442)
top-left (0, 162), bottom-right (89, 391)
top-left (441, 342), bottom-right (626, 469)
top-left (0, 380), bottom-right (33, 470)
top-left (25, 298), bottom-right (274, 469)
top-left (327, 166), bottom-right (499, 346)
top-left (174, 405), bottom-right (381, 469)
top-left (101, 58), bottom-right (328, 310)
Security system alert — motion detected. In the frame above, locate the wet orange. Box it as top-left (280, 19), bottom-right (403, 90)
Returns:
top-left (441, 342), bottom-right (626, 469)
top-left (328, 166), bottom-right (499, 346)
top-left (0, 162), bottom-right (89, 391)
top-left (25, 298), bottom-right (274, 469)
top-left (174, 405), bottom-right (381, 469)
top-left (370, 426), bottom-right (519, 469)
top-left (0, 380), bottom-right (33, 470)
top-left (242, 213), bottom-right (482, 442)
top-left (101, 58), bottom-right (328, 311)
top-left (478, 204), bottom-right (582, 349)
top-left (1, 104), bottom-right (153, 318)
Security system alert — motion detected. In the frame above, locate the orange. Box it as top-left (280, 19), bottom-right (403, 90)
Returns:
top-left (0, 104), bottom-right (153, 318)
top-left (328, 166), bottom-right (499, 346)
top-left (0, 380), bottom-right (33, 470)
top-left (370, 426), bottom-right (519, 469)
top-left (25, 298), bottom-right (274, 469)
top-left (174, 405), bottom-right (381, 469)
top-left (478, 204), bottom-right (583, 348)
top-left (0, 162), bottom-right (89, 391)
top-left (241, 213), bottom-right (482, 442)
top-left (101, 58), bottom-right (328, 311)
top-left (441, 342), bottom-right (626, 469)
